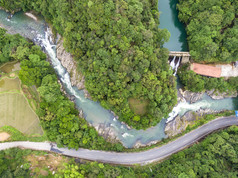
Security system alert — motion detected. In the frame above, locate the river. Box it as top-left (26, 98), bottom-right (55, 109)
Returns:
top-left (158, 0), bottom-right (188, 51)
top-left (0, 6), bottom-right (237, 148)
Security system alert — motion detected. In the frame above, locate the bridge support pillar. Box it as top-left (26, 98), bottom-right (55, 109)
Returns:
top-left (181, 56), bottom-right (190, 64)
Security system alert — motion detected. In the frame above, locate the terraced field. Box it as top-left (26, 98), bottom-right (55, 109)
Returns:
top-left (0, 65), bottom-right (43, 135)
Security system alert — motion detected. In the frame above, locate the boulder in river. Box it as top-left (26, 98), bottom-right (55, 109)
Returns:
top-left (95, 123), bottom-right (119, 143)
top-left (178, 88), bottom-right (204, 103)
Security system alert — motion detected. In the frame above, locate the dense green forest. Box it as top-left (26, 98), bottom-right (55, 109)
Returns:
top-left (178, 64), bottom-right (238, 92)
top-left (1, 126), bottom-right (238, 177)
top-left (0, 27), bottom-right (124, 151)
top-left (178, 0), bottom-right (238, 63)
top-left (0, 0), bottom-right (177, 129)
top-left (0, 28), bottom-right (29, 64)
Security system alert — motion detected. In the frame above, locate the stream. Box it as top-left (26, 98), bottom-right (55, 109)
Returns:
top-left (0, 6), bottom-right (237, 148)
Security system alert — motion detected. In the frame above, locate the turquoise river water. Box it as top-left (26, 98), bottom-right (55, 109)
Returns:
top-left (0, 5), bottom-right (237, 148)
top-left (158, 0), bottom-right (188, 51)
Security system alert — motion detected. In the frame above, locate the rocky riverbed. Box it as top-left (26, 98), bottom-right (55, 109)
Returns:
top-left (164, 108), bottom-right (221, 138)
top-left (206, 89), bottom-right (237, 100)
top-left (178, 88), bottom-right (237, 104)
top-left (166, 88), bottom-right (237, 138)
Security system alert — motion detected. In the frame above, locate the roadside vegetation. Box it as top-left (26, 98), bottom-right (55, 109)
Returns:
top-left (1, 126), bottom-right (238, 177)
top-left (0, 126), bottom-right (47, 142)
top-left (0, 0), bottom-right (178, 130)
top-left (177, 0), bottom-right (238, 63)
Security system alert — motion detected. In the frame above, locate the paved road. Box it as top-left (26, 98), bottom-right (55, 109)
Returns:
top-left (0, 116), bottom-right (237, 165)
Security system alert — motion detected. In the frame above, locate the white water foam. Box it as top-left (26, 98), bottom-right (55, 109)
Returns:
top-left (170, 56), bottom-right (176, 70)
top-left (37, 28), bottom-right (87, 103)
top-left (122, 133), bottom-right (134, 138)
top-left (173, 56), bottom-right (181, 76)
top-left (166, 98), bottom-right (212, 123)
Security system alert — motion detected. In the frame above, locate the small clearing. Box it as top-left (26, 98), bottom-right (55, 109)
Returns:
top-left (128, 98), bottom-right (149, 116)
top-left (26, 154), bottom-right (68, 176)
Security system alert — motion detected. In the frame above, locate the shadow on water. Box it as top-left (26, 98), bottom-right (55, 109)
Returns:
top-left (168, 0), bottom-right (188, 51)
top-left (232, 96), bottom-right (238, 111)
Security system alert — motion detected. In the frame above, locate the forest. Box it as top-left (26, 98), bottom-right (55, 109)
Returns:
top-left (0, 0), bottom-right (178, 129)
top-left (1, 126), bottom-right (238, 177)
top-left (0, 27), bottom-right (124, 151)
top-left (178, 0), bottom-right (238, 63)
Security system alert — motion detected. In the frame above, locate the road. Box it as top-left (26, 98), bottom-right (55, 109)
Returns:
top-left (0, 116), bottom-right (237, 165)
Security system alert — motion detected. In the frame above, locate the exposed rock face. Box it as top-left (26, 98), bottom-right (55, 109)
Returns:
top-left (165, 109), bottom-right (221, 138)
top-left (206, 89), bottom-right (237, 100)
top-left (133, 140), bottom-right (158, 149)
top-left (25, 12), bottom-right (37, 21)
top-left (165, 115), bottom-right (188, 137)
top-left (178, 89), bottom-right (204, 103)
top-left (94, 124), bottom-right (118, 143)
top-left (56, 38), bottom-right (91, 98)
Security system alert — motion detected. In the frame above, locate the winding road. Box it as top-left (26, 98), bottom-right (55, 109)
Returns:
top-left (0, 116), bottom-right (237, 165)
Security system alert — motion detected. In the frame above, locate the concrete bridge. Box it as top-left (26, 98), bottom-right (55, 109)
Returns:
top-left (169, 51), bottom-right (190, 63)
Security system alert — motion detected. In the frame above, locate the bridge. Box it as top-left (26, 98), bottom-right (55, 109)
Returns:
top-left (169, 51), bottom-right (190, 63)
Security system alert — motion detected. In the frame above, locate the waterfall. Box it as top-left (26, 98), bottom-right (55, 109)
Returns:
top-left (173, 56), bottom-right (181, 76)
top-left (170, 56), bottom-right (176, 70)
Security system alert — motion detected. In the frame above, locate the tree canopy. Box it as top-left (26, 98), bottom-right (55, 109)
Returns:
top-left (0, 0), bottom-right (177, 129)
top-left (178, 0), bottom-right (238, 63)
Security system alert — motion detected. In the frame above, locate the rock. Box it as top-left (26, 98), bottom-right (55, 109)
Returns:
top-left (206, 89), bottom-right (237, 100)
top-left (83, 89), bottom-right (92, 100)
top-left (165, 108), bottom-right (222, 138)
top-left (94, 124), bottom-right (119, 143)
top-left (165, 115), bottom-right (188, 138)
top-left (69, 95), bottom-right (76, 101)
top-left (177, 89), bottom-right (185, 102)
top-left (133, 141), bottom-right (146, 148)
top-left (78, 109), bottom-right (84, 118)
top-left (133, 140), bottom-right (158, 149)
top-left (179, 88), bottom-right (204, 103)
top-left (25, 12), bottom-right (37, 21)
top-left (56, 37), bottom-right (91, 98)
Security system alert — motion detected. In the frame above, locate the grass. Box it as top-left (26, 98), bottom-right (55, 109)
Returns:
top-left (0, 71), bottom-right (43, 136)
top-left (0, 61), bottom-right (20, 73)
top-left (128, 97), bottom-right (149, 116)
top-left (0, 126), bottom-right (47, 142)
top-left (0, 77), bottom-right (20, 92)
top-left (0, 93), bottom-right (43, 135)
